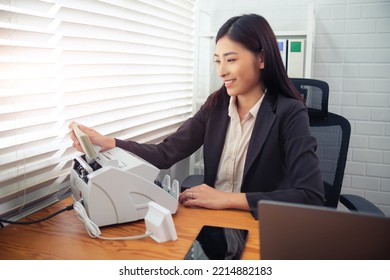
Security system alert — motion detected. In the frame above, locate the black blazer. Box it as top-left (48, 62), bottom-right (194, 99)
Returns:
top-left (116, 92), bottom-right (325, 217)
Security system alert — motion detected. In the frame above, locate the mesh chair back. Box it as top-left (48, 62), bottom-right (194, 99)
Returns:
top-left (291, 78), bottom-right (351, 208)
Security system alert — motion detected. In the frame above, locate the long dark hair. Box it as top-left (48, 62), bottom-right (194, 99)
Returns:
top-left (204, 14), bottom-right (302, 109)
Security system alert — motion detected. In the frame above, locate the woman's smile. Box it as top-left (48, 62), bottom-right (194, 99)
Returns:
top-left (224, 79), bottom-right (236, 88)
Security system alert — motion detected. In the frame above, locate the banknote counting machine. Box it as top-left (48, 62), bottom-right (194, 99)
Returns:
top-left (70, 147), bottom-right (179, 227)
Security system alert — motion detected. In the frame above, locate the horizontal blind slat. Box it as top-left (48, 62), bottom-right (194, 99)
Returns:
top-left (0, 0), bottom-right (195, 218)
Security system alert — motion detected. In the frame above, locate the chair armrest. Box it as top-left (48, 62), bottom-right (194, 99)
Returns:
top-left (340, 194), bottom-right (385, 216)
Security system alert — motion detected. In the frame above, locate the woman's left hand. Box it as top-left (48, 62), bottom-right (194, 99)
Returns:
top-left (179, 184), bottom-right (250, 210)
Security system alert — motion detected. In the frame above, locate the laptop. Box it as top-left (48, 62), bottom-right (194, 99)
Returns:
top-left (258, 200), bottom-right (390, 260)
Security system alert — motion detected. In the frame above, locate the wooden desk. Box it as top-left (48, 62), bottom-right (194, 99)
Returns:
top-left (0, 197), bottom-right (259, 260)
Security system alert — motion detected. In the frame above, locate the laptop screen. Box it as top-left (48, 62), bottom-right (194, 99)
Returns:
top-left (258, 200), bottom-right (390, 260)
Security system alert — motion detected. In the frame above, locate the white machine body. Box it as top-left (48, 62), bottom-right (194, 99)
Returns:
top-left (70, 147), bottom-right (179, 227)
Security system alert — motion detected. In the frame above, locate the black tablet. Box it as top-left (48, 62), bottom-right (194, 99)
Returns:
top-left (184, 225), bottom-right (249, 260)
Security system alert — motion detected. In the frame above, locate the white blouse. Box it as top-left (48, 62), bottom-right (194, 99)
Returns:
top-left (214, 94), bottom-right (265, 193)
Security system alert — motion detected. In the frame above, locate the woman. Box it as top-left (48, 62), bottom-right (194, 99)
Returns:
top-left (70, 14), bottom-right (324, 218)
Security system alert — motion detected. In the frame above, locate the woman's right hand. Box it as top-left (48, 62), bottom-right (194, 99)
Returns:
top-left (68, 122), bottom-right (116, 153)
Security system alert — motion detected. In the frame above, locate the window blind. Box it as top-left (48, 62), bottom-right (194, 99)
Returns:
top-left (0, 0), bottom-right (195, 221)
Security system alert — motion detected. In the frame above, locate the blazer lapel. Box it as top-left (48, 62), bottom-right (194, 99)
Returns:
top-left (243, 93), bottom-right (277, 178)
top-left (204, 101), bottom-right (230, 186)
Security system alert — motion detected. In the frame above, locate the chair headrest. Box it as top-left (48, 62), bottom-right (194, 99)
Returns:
top-left (290, 78), bottom-right (329, 119)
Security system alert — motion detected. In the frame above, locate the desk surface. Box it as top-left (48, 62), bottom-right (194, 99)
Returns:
top-left (0, 197), bottom-right (260, 260)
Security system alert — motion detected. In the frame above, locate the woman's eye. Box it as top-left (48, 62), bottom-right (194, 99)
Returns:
top-left (227, 58), bottom-right (236, 62)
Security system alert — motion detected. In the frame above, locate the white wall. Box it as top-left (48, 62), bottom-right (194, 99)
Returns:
top-left (196, 0), bottom-right (390, 215)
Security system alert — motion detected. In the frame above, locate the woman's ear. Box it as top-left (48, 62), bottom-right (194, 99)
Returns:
top-left (258, 50), bottom-right (265, 70)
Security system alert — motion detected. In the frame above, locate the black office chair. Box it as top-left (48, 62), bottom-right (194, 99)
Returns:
top-left (181, 78), bottom-right (384, 216)
top-left (291, 78), bottom-right (384, 215)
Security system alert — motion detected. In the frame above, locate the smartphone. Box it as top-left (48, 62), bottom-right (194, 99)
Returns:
top-left (184, 225), bottom-right (249, 260)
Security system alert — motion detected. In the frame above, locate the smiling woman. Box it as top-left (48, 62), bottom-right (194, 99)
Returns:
top-left (0, 0), bottom-right (195, 221)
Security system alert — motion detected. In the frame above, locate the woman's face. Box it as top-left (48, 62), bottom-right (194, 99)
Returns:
top-left (214, 36), bottom-right (264, 98)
